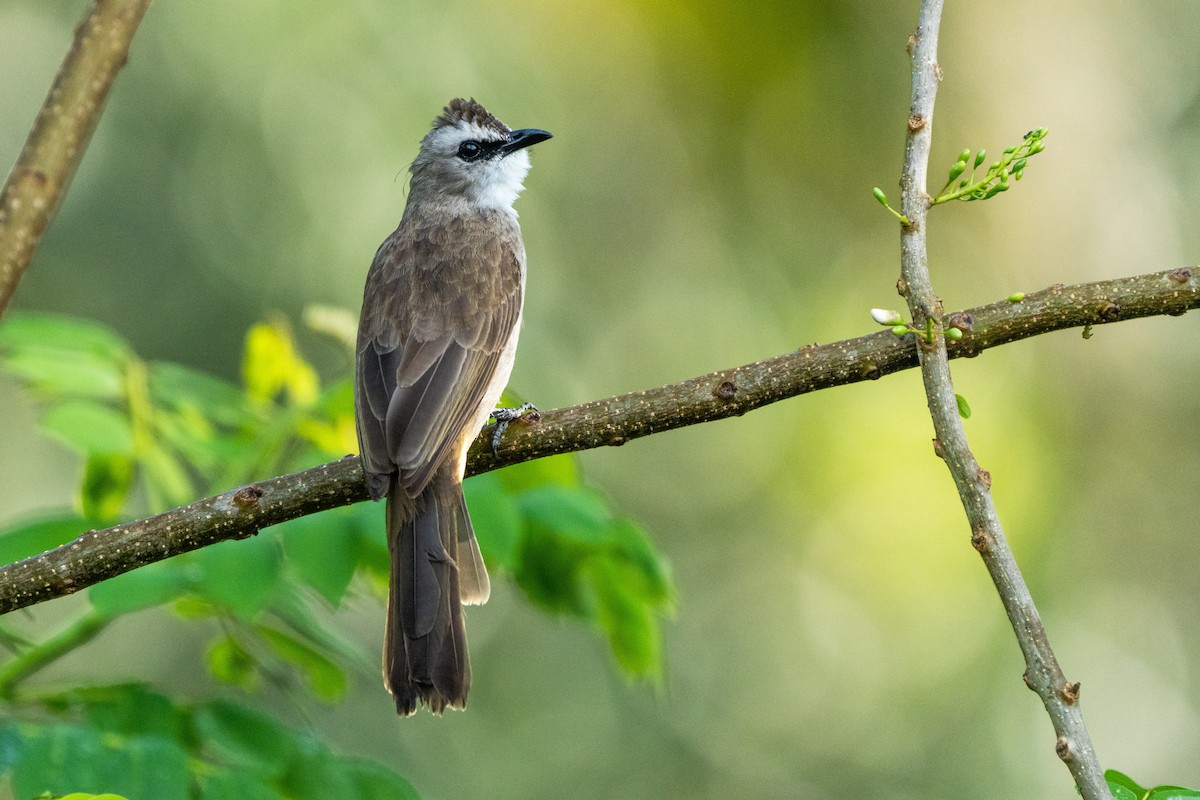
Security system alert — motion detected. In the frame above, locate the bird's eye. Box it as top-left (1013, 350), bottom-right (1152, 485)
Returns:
top-left (457, 141), bottom-right (483, 161)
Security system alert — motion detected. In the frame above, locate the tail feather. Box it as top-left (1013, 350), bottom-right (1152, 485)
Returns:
top-left (384, 470), bottom-right (487, 715)
top-left (453, 488), bottom-right (491, 605)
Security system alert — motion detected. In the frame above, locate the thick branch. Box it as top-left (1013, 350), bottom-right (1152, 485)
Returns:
top-left (474, 267), bottom-right (1199, 473)
top-left (0, 0), bottom-right (153, 317)
top-left (0, 268), bottom-right (1195, 616)
top-left (899, 4), bottom-right (1111, 798)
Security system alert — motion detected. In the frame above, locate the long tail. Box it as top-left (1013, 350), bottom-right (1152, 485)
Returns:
top-left (384, 468), bottom-right (490, 715)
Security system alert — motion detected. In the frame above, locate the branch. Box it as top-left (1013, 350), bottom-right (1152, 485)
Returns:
top-left (898, 3), bottom-right (1111, 797)
top-left (0, 0), bottom-right (154, 317)
top-left (0, 268), bottom-right (1195, 616)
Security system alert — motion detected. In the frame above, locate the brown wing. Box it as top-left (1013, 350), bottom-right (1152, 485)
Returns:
top-left (355, 208), bottom-right (524, 500)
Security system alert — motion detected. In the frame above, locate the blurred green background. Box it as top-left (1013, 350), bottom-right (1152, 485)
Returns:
top-left (2, 0), bottom-right (1200, 797)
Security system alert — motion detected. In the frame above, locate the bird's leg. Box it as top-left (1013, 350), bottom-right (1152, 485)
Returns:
top-left (488, 402), bottom-right (541, 456)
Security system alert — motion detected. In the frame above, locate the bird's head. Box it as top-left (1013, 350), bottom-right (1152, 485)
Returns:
top-left (409, 98), bottom-right (551, 210)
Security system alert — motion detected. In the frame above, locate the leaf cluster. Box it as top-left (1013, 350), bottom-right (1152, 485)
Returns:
top-left (1101, 770), bottom-right (1200, 800)
top-left (0, 684), bottom-right (417, 800)
top-left (0, 311), bottom-right (675, 792)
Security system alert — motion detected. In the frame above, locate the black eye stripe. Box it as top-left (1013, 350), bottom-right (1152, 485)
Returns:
top-left (456, 140), bottom-right (503, 162)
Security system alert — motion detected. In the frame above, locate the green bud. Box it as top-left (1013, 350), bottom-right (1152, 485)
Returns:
top-left (945, 327), bottom-right (963, 341)
top-left (891, 325), bottom-right (910, 337)
top-left (873, 187), bottom-right (888, 205)
top-left (947, 162), bottom-right (966, 182)
top-left (871, 308), bottom-right (904, 326)
top-left (973, 149), bottom-right (986, 168)
top-left (1032, 127), bottom-right (1049, 138)
top-left (1013, 158), bottom-right (1027, 173)
top-left (957, 148), bottom-right (971, 164)
top-left (1006, 292), bottom-right (1025, 303)
top-left (1002, 146), bottom-right (1017, 156)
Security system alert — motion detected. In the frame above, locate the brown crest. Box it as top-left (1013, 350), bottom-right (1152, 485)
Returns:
top-left (433, 98), bottom-right (511, 136)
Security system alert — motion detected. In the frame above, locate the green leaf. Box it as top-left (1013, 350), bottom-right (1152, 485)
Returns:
top-left (0, 722), bottom-right (22, 771)
top-left (191, 700), bottom-right (304, 775)
top-left (151, 404), bottom-right (219, 475)
top-left (1104, 771), bottom-right (1144, 799)
top-left (139, 443), bottom-right (198, 509)
top-left (497, 452), bottom-right (580, 493)
top-left (955, 393), bottom-right (972, 419)
top-left (80, 454), bottom-right (134, 521)
top-left (78, 685), bottom-right (183, 740)
top-left (89, 561), bottom-right (189, 617)
top-left (1147, 788), bottom-right (1200, 800)
top-left (206, 636), bottom-right (258, 690)
top-left (267, 589), bottom-right (373, 671)
top-left (464, 472), bottom-right (523, 570)
top-left (199, 769), bottom-right (278, 800)
top-left (338, 757), bottom-right (422, 800)
top-left (258, 625), bottom-right (347, 700)
top-left (279, 507), bottom-right (359, 606)
top-left (7, 724), bottom-right (188, 800)
top-left (1, 349), bottom-right (124, 399)
top-left (172, 595), bottom-right (219, 619)
top-left (512, 485), bottom-right (673, 679)
top-left (0, 313), bottom-right (130, 362)
top-left (517, 484), bottom-right (612, 542)
top-left (40, 401), bottom-right (133, 456)
top-left (607, 519), bottom-right (674, 605)
top-left (279, 746), bottom-right (421, 800)
top-left (514, 486), bottom-right (615, 616)
top-left (278, 746), bottom-right (355, 800)
top-left (191, 534), bottom-right (283, 618)
top-left (587, 554), bottom-right (663, 678)
top-left (149, 361), bottom-right (253, 430)
top-left (0, 514), bottom-right (90, 565)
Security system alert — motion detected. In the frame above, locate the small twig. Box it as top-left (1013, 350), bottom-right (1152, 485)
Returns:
top-left (0, 610), bottom-right (110, 697)
top-left (0, 268), bottom-right (1195, 616)
top-left (0, 0), bottom-right (154, 317)
top-left (898, 2), bottom-right (1111, 797)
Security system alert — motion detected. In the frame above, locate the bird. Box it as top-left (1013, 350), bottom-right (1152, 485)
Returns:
top-left (354, 98), bottom-right (551, 715)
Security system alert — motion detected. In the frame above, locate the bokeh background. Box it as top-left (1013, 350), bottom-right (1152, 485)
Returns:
top-left (3, 0), bottom-right (1200, 797)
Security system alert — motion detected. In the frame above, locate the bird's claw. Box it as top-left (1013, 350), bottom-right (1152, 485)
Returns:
top-left (488, 402), bottom-right (541, 456)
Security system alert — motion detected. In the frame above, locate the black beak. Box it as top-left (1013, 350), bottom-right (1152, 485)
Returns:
top-left (501, 128), bottom-right (552, 154)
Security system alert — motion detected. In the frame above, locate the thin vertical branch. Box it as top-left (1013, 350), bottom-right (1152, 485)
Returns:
top-left (897, 3), bottom-right (1111, 798)
top-left (0, 0), bottom-right (154, 317)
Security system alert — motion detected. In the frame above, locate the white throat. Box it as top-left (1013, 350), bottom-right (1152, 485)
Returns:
top-left (468, 148), bottom-right (531, 210)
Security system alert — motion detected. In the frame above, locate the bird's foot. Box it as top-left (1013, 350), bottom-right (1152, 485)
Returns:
top-left (488, 403), bottom-right (541, 456)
